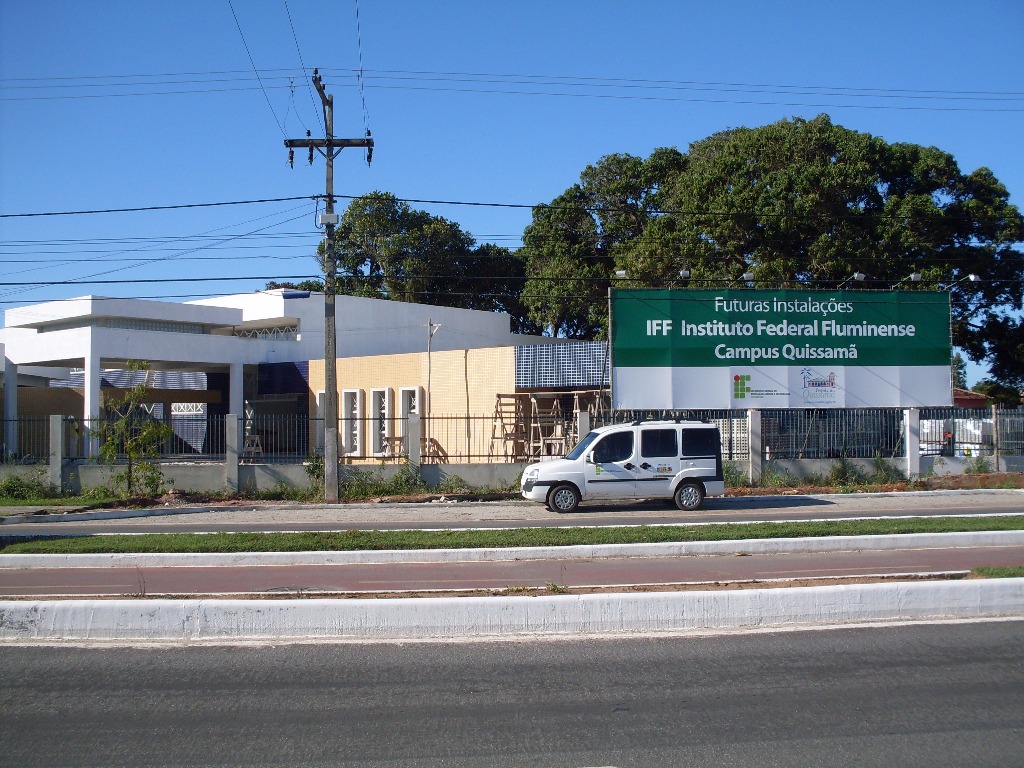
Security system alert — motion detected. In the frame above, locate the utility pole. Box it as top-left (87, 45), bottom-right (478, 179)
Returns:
top-left (285, 68), bottom-right (373, 502)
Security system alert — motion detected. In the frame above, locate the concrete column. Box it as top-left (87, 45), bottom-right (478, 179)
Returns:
top-left (992, 404), bottom-right (1001, 473)
top-left (904, 408), bottom-right (921, 479)
top-left (225, 413), bottom-right (240, 491)
top-left (576, 410), bottom-right (591, 442)
top-left (2, 349), bottom-right (17, 460)
top-left (49, 415), bottom-right (64, 492)
top-left (83, 350), bottom-right (101, 458)
top-left (228, 363), bottom-right (244, 418)
top-left (407, 412), bottom-right (422, 473)
top-left (748, 408), bottom-right (762, 485)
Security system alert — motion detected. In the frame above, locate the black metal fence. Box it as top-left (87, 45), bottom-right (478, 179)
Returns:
top-left (6, 406), bottom-right (1023, 465)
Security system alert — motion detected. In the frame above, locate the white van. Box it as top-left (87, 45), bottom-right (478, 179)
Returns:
top-left (520, 420), bottom-right (726, 512)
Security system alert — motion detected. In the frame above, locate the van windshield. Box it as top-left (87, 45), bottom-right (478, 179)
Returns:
top-left (564, 430), bottom-right (600, 461)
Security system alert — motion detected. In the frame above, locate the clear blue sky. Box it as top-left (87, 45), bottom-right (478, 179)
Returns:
top-left (1, 0), bottom-right (1021, 384)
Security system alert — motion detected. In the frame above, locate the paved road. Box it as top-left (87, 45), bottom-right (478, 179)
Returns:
top-left (4, 541), bottom-right (1024, 598)
top-left (3, 489), bottom-right (1022, 536)
top-left (3, 621), bottom-right (1022, 767)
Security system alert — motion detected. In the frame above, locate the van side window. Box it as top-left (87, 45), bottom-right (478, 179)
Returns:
top-left (641, 429), bottom-right (677, 458)
top-left (592, 431), bottom-right (634, 463)
top-left (681, 428), bottom-right (720, 457)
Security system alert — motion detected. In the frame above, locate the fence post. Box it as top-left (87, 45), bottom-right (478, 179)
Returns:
top-left (904, 408), bottom-right (920, 479)
top-left (992, 404), bottom-right (1000, 472)
top-left (407, 412), bottom-right (422, 474)
top-left (747, 408), bottom-right (762, 484)
top-left (225, 414), bottom-right (240, 492)
top-left (49, 415), bottom-right (64, 492)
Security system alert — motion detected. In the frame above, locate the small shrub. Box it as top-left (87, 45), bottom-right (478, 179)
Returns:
top-left (722, 461), bottom-right (749, 488)
top-left (963, 455), bottom-right (993, 474)
top-left (758, 465), bottom-right (799, 488)
top-left (869, 453), bottom-right (905, 484)
top-left (338, 466), bottom-right (428, 500)
top-left (0, 472), bottom-right (53, 500)
top-left (826, 457), bottom-right (865, 488)
top-left (434, 473), bottom-right (471, 494)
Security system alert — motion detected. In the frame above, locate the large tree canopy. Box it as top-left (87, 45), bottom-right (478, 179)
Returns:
top-left (522, 115), bottom-right (1024, 383)
top-left (323, 192), bottom-right (539, 334)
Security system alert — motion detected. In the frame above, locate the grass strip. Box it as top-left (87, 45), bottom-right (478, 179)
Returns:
top-left (3, 515), bottom-right (1024, 555)
top-left (972, 566), bottom-right (1024, 579)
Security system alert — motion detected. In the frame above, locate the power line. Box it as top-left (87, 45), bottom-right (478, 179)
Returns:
top-left (227, 0), bottom-right (286, 136)
top-left (282, 0), bottom-right (324, 135)
top-left (0, 195), bottom-right (318, 218)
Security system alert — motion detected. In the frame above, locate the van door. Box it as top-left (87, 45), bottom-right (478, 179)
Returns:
top-left (635, 426), bottom-right (679, 499)
top-left (583, 428), bottom-right (638, 499)
top-left (680, 427), bottom-right (723, 481)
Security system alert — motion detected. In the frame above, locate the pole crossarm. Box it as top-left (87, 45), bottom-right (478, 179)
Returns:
top-left (283, 138), bottom-right (373, 150)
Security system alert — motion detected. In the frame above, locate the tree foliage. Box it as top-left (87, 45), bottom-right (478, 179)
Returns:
top-left (522, 115), bottom-right (1023, 383)
top-left (95, 361), bottom-right (173, 498)
top-left (325, 192), bottom-right (539, 334)
top-left (972, 379), bottom-right (1022, 408)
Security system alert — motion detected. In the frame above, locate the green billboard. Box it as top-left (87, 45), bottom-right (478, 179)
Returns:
top-left (611, 289), bottom-right (952, 409)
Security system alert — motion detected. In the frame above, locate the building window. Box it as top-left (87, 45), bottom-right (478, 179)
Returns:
top-left (370, 388), bottom-right (393, 456)
top-left (341, 389), bottom-right (363, 455)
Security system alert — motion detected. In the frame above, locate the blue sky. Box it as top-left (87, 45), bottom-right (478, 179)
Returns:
top-left (1, 0), bottom-right (1021, 384)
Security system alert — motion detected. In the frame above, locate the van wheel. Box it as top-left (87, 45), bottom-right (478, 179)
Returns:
top-left (547, 484), bottom-right (581, 513)
top-left (674, 482), bottom-right (705, 511)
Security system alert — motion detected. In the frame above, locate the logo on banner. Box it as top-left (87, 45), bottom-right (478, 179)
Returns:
top-left (732, 374), bottom-right (751, 399)
top-left (800, 367), bottom-right (840, 405)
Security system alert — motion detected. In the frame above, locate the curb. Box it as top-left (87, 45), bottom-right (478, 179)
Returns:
top-left (3, 530), bottom-right (1023, 569)
top-left (2, 579), bottom-right (1022, 643)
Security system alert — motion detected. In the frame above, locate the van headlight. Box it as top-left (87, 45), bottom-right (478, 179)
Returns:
top-left (523, 468), bottom-right (539, 482)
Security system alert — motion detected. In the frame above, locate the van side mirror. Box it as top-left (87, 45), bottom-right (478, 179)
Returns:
top-left (585, 451), bottom-right (595, 464)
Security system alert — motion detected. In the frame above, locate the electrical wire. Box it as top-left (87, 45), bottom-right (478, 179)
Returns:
top-left (227, 0), bottom-right (287, 136)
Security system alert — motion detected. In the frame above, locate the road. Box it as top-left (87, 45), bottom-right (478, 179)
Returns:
top-left (3, 489), bottom-right (1022, 536)
top-left (2, 621), bottom-right (1022, 767)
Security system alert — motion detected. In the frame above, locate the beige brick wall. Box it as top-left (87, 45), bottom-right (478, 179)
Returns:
top-left (308, 347), bottom-right (516, 462)
top-left (308, 347), bottom-right (514, 418)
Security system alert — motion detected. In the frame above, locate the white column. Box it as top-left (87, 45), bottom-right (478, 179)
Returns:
top-left (748, 408), bottom-right (762, 485)
top-left (904, 408), bottom-right (921, 479)
top-left (2, 346), bottom-right (18, 460)
top-left (83, 349), bottom-right (101, 457)
top-left (229, 363), bottom-right (244, 417)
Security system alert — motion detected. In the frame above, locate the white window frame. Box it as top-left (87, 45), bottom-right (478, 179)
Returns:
top-left (341, 389), bottom-right (364, 456)
top-left (398, 386), bottom-right (424, 438)
top-left (370, 388), bottom-right (394, 456)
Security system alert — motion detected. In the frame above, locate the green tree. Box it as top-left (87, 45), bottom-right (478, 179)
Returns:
top-left (951, 352), bottom-right (968, 390)
top-left (95, 362), bottom-right (173, 498)
top-left (972, 379), bottom-right (1022, 407)
top-left (519, 149), bottom-right (686, 336)
top-left (265, 279), bottom-right (325, 292)
top-left (326, 192), bottom-right (539, 333)
top-left (524, 116), bottom-right (1023, 382)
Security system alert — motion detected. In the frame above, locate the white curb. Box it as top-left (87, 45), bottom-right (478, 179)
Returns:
top-left (4, 530), bottom-right (1024, 568)
top-left (3, 579), bottom-right (1022, 643)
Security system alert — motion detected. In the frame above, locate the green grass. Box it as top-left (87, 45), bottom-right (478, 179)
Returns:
top-left (3, 515), bottom-right (1023, 555)
top-left (972, 566), bottom-right (1024, 579)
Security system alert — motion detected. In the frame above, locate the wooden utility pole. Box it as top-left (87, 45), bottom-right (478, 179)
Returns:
top-left (285, 68), bottom-right (373, 502)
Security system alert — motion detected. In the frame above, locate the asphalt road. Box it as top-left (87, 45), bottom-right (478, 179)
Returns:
top-left (3, 489), bottom-right (1022, 536)
top-left (3, 621), bottom-right (1022, 767)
